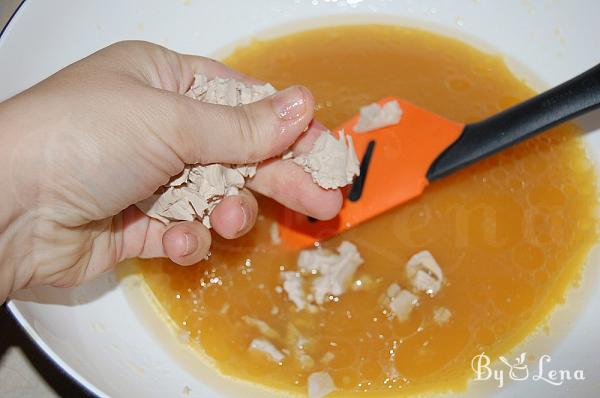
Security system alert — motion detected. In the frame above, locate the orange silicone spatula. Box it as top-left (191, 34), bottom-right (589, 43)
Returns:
top-left (279, 63), bottom-right (600, 249)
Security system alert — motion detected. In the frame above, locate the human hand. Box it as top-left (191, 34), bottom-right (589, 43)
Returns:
top-left (0, 41), bottom-right (342, 302)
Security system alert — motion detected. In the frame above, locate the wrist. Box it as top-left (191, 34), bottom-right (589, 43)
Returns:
top-left (0, 175), bottom-right (19, 304)
top-left (0, 100), bottom-right (33, 302)
top-left (0, 214), bottom-right (19, 304)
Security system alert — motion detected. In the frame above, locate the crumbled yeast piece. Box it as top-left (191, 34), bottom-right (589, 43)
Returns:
top-left (308, 371), bottom-right (337, 398)
top-left (385, 362), bottom-right (401, 382)
top-left (185, 73), bottom-right (277, 105)
top-left (177, 331), bottom-right (190, 344)
top-left (281, 271), bottom-right (307, 310)
top-left (353, 100), bottom-right (403, 133)
top-left (298, 352), bottom-right (315, 370)
top-left (405, 250), bottom-right (444, 296)
top-left (385, 283), bottom-right (419, 321)
top-left (270, 222), bottom-right (282, 245)
top-left (136, 73), bottom-right (274, 227)
top-left (281, 241), bottom-right (364, 310)
top-left (281, 149), bottom-right (294, 160)
top-left (386, 282), bottom-right (402, 298)
top-left (390, 289), bottom-right (419, 321)
top-left (320, 352), bottom-right (335, 364)
top-left (300, 241), bottom-right (364, 305)
top-left (293, 130), bottom-right (360, 189)
top-left (249, 338), bottom-right (285, 363)
top-left (286, 324), bottom-right (315, 370)
top-left (219, 302), bottom-right (230, 315)
top-left (136, 164), bottom-right (255, 228)
top-left (241, 316), bottom-right (280, 340)
top-left (433, 306), bottom-right (452, 325)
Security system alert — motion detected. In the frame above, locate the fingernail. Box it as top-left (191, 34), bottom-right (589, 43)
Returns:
top-left (238, 204), bottom-right (248, 233)
top-left (272, 86), bottom-right (306, 120)
top-left (182, 233), bottom-right (198, 257)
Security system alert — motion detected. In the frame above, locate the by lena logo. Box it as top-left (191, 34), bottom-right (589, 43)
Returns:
top-left (471, 352), bottom-right (585, 388)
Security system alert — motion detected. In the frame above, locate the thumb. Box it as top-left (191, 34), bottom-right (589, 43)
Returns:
top-left (159, 85), bottom-right (315, 165)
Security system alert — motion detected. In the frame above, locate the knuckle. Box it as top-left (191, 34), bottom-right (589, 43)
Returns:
top-left (143, 92), bottom-right (195, 163)
top-left (198, 55), bottom-right (219, 65)
top-left (166, 95), bottom-right (196, 161)
top-left (234, 106), bottom-right (261, 160)
top-left (106, 40), bottom-right (146, 55)
top-left (236, 104), bottom-right (276, 161)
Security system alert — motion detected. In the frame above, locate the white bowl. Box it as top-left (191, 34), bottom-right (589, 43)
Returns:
top-left (2, 1), bottom-right (600, 397)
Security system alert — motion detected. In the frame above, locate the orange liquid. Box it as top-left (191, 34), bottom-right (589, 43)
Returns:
top-left (138, 25), bottom-right (598, 395)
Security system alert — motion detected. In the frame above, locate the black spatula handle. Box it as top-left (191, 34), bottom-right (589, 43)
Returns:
top-left (427, 62), bottom-right (600, 181)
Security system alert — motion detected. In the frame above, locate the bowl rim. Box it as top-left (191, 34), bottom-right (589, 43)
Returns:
top-left (4, 2), bottom-right (600, 397)
top-left (3, 302), bottom-right (100, 397)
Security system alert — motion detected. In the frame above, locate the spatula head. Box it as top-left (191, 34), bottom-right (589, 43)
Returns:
top-left (279, 97), bottom-right (464, 249)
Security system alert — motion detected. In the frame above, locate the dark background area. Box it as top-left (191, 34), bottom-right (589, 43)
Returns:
top-left (0, 304), bottom-right (89, 397)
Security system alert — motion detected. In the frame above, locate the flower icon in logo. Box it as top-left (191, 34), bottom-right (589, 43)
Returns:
top-left (499, 352), bottom-right (529, 381)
